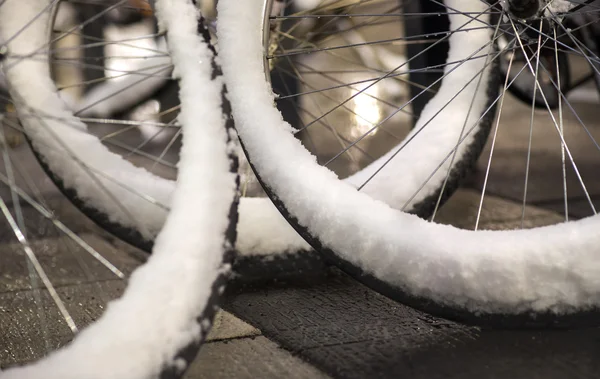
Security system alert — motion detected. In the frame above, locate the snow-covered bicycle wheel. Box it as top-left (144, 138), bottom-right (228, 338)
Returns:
top-left (0, 0), bottom-right (237, 376)
top-left (1, 0), bottom-right (312, 283)
top-left (219, 0), bottom-right (600, 327)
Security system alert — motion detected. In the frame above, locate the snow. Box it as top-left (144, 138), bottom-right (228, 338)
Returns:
top-left (1, 0), bottom-right (235, 377)
top-left (498, 0), bottom-right (576, 17)
top-left (218, 0), bottom-right (600, 315)
top-left (545, 0), bottom-right (576, 15)
top-left (238, 197), bottom-right (311, 255)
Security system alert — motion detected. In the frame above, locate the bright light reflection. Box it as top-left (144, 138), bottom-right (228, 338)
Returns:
top-left (350, 82), bottom-right (382, 138)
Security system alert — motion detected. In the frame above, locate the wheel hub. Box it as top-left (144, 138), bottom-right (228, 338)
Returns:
top-left (506, 0), bottom-right (542, 20)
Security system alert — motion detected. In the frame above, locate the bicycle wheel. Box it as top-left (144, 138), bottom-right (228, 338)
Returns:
top-left (2, 0), bottom-right (311, 279)
top-left (219, 0), bottom-right (600, 328)
top-left (0, 0), bottom-right (237, 376)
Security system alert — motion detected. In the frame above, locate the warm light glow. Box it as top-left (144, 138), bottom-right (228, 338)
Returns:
top-left (350, 82), bottom-right (382, 138)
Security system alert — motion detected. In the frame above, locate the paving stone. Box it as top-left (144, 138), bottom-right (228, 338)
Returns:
top-left (434, 188), bottom-right (564, 230)
top-left (206, 310), bottom-right (261, 342)
top-left (225, 272), bottom-right (474, 353)
top-left (0, 234), bottom-right (142, 294)
top-left (0, 231), bottom-right (140, 369)
top-left (185, 336), bottom-right (329, 379)
top-left (225, 269), bottom-right (600, 379)
top-left (0, 280), bottom-right (126, 368)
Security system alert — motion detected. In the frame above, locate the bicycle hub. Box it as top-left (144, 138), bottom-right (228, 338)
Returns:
top-left (506, 0), bottom-right (542, 19)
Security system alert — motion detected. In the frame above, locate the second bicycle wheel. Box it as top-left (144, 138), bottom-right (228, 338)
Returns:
top-left (219, 0), bottom-right (600, 327)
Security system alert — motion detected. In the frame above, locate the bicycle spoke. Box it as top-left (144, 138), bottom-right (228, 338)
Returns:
top-left (509, 15), bottom-right (597, 215)
top-left (520, 19), bottom-right (545, 228)
top-left (555, 26), bottom-right (569, 221)
top-left (431, 7), bottom-right (505, 222)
